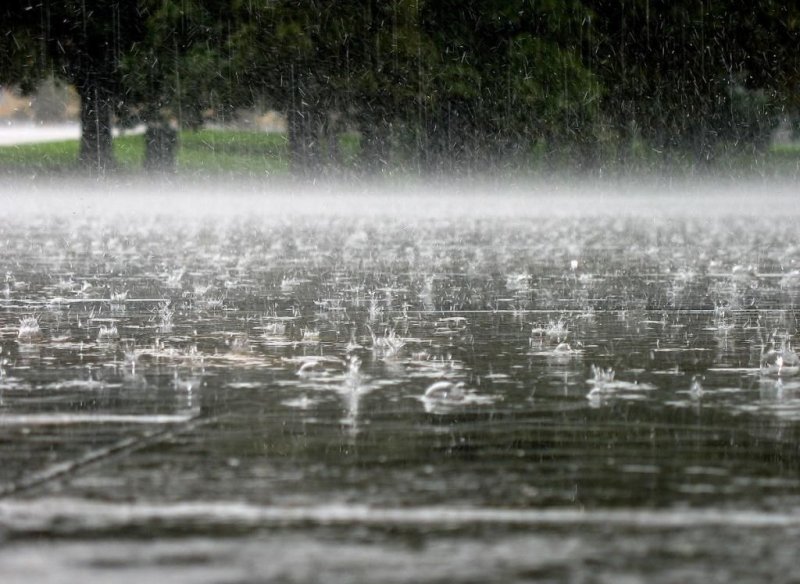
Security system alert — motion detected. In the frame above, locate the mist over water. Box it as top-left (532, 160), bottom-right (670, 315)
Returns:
top-left (2, 174), bottom-right (797, 218)
top-left (1, 178), bottom-right (800, 582)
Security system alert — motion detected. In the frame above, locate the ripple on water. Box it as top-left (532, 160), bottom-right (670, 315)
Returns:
top-left (1, 209), bottom-right (800, 576)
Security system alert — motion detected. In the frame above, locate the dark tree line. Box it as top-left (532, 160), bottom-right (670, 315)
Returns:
top-left (2, 1), bottom-right (799, 174)
top-left (587, 1), bottom-right (800, 165)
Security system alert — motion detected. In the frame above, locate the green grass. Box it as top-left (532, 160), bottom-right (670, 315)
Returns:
top-left (179, 129), bottom-right (289, 174)
top-left (0, 138), bottom-right (80, 172)
top-left (1, 127), bottom-right (799, 178)
top-left (114, 133), bottom-right (145, 168)
top-left (0, 129), bottom-right (292, 175)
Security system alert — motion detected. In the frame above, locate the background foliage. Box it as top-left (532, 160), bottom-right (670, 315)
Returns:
top-left (2, 0), bottom-right (799, 174)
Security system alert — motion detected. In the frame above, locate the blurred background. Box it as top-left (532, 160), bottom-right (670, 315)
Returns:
top-left (1, 1), bottom-right (798, 177)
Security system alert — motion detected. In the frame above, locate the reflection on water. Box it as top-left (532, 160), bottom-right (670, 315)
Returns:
top-left (1, 202), bottom-right (800, 580)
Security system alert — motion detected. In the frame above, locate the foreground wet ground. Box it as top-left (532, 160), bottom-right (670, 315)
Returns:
top-left (1, 183), bottom-right (799, 582)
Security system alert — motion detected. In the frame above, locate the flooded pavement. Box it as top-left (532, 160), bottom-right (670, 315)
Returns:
top-left (1, 182), bottom-right (800, 582)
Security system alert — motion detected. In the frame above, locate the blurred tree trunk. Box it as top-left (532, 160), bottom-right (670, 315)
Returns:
top-left (76, 73), bottom-right (115, 173)
top-left (144, 122), bottom-right (179, 172)
top-left (357, 0), bottom-right (392, 174)
top-left (324, 113), bottom-right (341, 168)
top-left (359, 104), bottom-right (391, 174)
top-left (287, 62), bottom-right (324, 176)
top-left (288, 104), bottom-right (323, 176)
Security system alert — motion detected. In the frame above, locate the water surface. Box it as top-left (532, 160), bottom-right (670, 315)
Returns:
top-left (1, 182), bottom-right (799, 582)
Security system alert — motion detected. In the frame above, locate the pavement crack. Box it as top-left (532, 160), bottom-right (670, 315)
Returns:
top-left (0, 416), bottom-right (209, 500)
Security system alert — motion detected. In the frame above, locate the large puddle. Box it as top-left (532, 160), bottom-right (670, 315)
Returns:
top-left (1, 180), bottom-right (799, 582)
